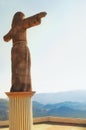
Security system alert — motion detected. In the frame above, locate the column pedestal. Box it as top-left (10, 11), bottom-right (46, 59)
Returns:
top-left (6, 92), bottom-right (35, 130)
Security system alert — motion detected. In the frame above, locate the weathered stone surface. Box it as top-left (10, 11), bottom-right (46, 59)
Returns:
top-left (3, 11), bottom-right (47, 92)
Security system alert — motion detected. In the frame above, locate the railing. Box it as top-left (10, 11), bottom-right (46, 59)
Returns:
top-left (0, 116), bottom-right (86, 127)
top-left (0, 120), bottom-right (9, 127)
top-left (33, 116), bottom-right (86, 126)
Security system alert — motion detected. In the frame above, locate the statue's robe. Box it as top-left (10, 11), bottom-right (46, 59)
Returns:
top-left (11, 16), bottom-right (41, 92)
top-left (3, 11), bottom-right (47, 92)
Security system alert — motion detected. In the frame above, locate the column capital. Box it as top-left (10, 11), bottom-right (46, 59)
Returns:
top-left (5, 91), bottom-right (35, 98)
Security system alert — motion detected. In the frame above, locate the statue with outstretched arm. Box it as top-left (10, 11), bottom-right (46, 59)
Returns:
top-left (3, 11), bottom-right (47, 92)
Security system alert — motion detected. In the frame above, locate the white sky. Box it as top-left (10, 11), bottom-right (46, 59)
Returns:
top-left (0, 0), bottom-right (86, 98)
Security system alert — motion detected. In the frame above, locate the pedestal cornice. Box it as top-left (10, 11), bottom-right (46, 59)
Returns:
top-left (5, 91), bottom-right (35, 97)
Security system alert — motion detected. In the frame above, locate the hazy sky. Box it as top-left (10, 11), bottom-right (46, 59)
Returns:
top-left (0, 0), bottom-right (86, 98)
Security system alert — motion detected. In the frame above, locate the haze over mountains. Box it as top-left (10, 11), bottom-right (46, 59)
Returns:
top-left (0, 90), bottom-right (86, 120)
top-left (32, 90), bottom-right (86, 104)
top-left (32, 90), bottom-right (86, 119)
top-left (33, 101), bottom-right (86, 118)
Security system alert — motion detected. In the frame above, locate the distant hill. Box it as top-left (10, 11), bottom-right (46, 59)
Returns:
top-left (1, 90), bottom-right (86, 120)
top-left (32, 90), bottom-right (86, 104)
top-left (32, 101), bottom-right (86, 119)
top-left (0, 99), bottom-right (9, 120)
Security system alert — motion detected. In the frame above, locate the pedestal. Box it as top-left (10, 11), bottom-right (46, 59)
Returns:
top-left (6, 92), bottom-right (35, 130)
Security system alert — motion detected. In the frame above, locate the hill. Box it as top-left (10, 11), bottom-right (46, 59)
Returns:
top-left (0, 99), bottom-right (9, 120)
top-left (0, 99), bottom-right (86, 120)
top-left (1, 90), bottom-right (86, 120)
top-left (33, 101), bottom-right (86, 118)
top-left (32, 90), bottom-right (86, 104)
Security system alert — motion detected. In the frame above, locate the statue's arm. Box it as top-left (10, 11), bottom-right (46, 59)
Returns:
top-left (3, 29), bottom-right (12, 42)
top-left (23, 12), bottom-right (47, 29)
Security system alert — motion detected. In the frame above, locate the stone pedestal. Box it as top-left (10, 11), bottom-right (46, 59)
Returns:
top-left (6, 92), bottom-right (35, 130)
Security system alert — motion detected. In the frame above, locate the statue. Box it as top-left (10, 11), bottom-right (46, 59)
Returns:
top-left (3, 11), bottom-right (47, 92)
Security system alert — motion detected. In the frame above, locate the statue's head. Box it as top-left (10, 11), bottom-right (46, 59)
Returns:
top-left (12, 12), bottom-right (25, 27)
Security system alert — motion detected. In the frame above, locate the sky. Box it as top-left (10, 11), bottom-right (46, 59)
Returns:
top-left (0, 0), bottom-right (86, 98)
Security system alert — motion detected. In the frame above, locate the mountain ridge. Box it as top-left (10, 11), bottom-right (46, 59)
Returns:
top-left (32, 90), bottom-right (86, 104)
top-left (0, 90), bottom-right (86, 120)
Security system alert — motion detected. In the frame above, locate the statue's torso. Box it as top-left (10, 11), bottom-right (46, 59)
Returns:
top-left (12, 26), bottom-right (27, 44)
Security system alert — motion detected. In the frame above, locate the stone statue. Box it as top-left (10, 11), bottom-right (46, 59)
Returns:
top-left (3, 11), bottom-right (47, 92)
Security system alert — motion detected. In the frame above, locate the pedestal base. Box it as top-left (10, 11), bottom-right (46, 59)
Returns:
top-left (6, 92), bottom-right (35, 130)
